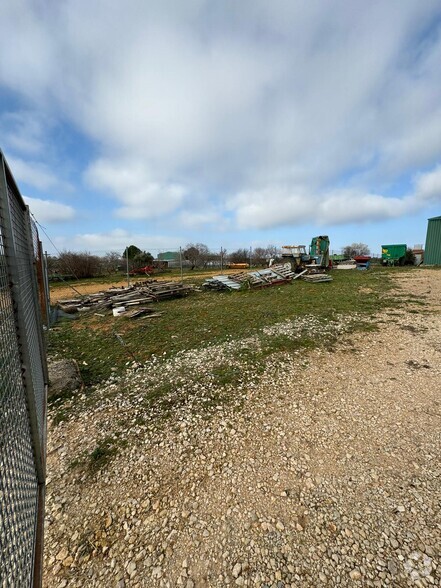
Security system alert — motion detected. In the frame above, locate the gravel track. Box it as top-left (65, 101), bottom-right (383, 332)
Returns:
top-left (44, 270), bottom-right (441, 587)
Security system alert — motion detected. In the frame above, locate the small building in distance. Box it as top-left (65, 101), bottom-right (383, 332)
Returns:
top-left (412, 244), bottom-right (424, 266)
top-left (157, 251), bottom-right (180, 262)
top-left (424, 216), bottom-right (441, 265)
top-left (157, 251), bottom-right (190, 269)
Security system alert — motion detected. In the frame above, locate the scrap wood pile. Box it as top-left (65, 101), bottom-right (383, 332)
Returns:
top-left (57, 280), bottom-right (194, 315)
top-left (302, 273), bottom-right (333, 283)
top-left (202, 263), bottom-right (300, 291)
top-left (202, 263), bottom-right (333, 291)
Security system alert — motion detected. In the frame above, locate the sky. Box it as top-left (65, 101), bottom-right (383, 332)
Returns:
top-left (1, 0), bottom-right (441, 257)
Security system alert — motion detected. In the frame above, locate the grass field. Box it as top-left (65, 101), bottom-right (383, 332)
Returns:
top-left (47, 266), bottom-right (428, 450)
top-left (48, 267), bottom-right (418, 391)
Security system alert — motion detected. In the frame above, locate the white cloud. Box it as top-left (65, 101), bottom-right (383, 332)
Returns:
top-left (231, 186), bottom-right (415, 229)
top-left (1, 1), bottom-right (441, 231)
top-left (0, 111), bottom-right (48, 155)
top-left (232, 164), bottom-right (441, 230)
top-left (24, 196), bottom-right (75, 223)
top-left (65, 228), bottom-right (181, 253)
top-left (7, 156), bottom-right (67, 192)
top-left (414, 165), bottom-right (441, 203)
top-left (177, 209), bottom-right (229, 231)
top-left (85, 159), bottom-right (186, 219)
top-left (319, 191), bottom-right (414, 225)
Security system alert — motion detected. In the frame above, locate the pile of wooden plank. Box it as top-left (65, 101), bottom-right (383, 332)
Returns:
top-left (57, 280), bottom-right (193, 314)
top-left (202, 263), bottom-right (298, 291)
top-left (302, 273), bottom-right (333, 283)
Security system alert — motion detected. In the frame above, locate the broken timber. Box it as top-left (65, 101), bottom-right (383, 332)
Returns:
top-left (202, 263), bottom-right (298, 291)
top-left (57, 280), bottom-right (193, 314)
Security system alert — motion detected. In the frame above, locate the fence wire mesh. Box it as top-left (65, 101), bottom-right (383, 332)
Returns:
top-left (0, 152), bottom-right (48, 588)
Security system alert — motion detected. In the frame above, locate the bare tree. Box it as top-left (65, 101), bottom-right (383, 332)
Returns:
top-left (252, 245), bottom-right (279, 266)
top-left (101, 251), bottom-right (122, 274)
top-left (342, 243), bottom-right (370, 258)
top-left (252, 247), bottom-right (268, 266)
top-left (183, 243), bottom-right (210, 269)
top-left (46, 254), bottom-right (60, 275)
top-left (58, 251), bottom-right (102, 278)
top-left (228, 248), bottom-right (249, 264)
top-left (266, 244), bottom-right (281, 261)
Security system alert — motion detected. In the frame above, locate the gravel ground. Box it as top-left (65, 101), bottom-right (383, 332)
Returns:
top-left (43, 270), bottom-right (441, 587)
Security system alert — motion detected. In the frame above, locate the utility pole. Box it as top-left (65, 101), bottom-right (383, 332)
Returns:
top-left (220, 247), bottom-right (224, 274)
top-left (179, 246), bottom-right (183, 281)
top-left (249, 246), bottom-right (252, 269)
top-left (126, 247), bottom-right (130, 287)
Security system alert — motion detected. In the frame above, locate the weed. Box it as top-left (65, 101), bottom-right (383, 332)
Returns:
top-left (68, 436), bottom-right (127, 474)
top-left (52, 408), bottom-right (69, 426)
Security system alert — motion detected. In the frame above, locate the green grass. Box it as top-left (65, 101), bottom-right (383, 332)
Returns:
top-left (50, 267), bottom-right (431, 471)
top-left (69, 434), bottom-right (128, 474)
top-left (47, 267), bottom-right (409, 387)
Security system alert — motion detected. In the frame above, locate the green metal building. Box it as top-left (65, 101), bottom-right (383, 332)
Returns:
top-left (157, 251), bottom-right (180, 261)
top-left (424, 216), bottom-right (441, 265)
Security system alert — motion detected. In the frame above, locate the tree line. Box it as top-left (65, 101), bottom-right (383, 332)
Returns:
top-left (182, 243), bottom-right (280, 269)
top-left (47, 243), bottom-right (282, 278)
top-left (48, 241), bottom-right (385, 279)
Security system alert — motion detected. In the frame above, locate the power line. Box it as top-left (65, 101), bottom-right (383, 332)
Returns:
top-left (30, 212), bottom-right (84, 297)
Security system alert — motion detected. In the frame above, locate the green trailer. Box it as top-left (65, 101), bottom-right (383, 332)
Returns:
top-left (381, 244), bottom-right (407, 266)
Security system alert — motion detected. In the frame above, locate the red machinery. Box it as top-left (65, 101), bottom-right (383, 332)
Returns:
top-left (129, 265), bottom-right (155, 276)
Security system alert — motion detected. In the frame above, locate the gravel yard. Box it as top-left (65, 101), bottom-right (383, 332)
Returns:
top-left (44, 269), bottom-right (440, 587)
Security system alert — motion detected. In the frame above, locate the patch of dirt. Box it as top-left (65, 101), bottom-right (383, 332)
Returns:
top-left (43, 269), bottom-right (441, 587)
top-left (393, 268), bottom-right (441, 310)
top-left (50, 270), bottom-right (242, 303)
top-left (357, 286), bottom-right (373, 294)
top-left (50, 280), bottom-right (129, 303)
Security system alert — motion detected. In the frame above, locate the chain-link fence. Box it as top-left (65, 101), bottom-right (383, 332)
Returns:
top-left (0, 151), bottom-right (48, 588)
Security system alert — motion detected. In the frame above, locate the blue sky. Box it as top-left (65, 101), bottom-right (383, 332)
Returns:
top-left (1, 0), bottom-right (441, 257)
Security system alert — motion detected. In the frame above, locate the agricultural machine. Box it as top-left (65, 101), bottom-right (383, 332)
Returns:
top-left (281, 235), bottom-right (330, 272)
top-left (381, 244), bottom-right (407, 266)
top-left (129, 260), bottom-right (168, 276)
top-left (129, 265), bottom-right (155, 276)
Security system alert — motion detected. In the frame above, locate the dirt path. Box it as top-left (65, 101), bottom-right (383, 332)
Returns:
top-left (44, 270), bottom-right (441, 587)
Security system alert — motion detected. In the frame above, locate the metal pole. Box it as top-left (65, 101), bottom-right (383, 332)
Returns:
top-left (220, 247), bottom-right (223, 274)
top-left (179, 246), bottom-right (183, 281)
top-left (44, 251), bottom-right (50, 323)
top-left (126, 247), bottom-right (130, 287)
top-left (249, 246), bottom-right (252, 268)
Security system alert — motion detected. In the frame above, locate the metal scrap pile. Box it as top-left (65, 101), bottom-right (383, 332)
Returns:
top-left (202, 263), bottom-right (300, 291)
top-left (57, 280), bottom-right (193, 315)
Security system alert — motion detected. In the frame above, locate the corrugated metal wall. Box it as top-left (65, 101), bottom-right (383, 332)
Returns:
top-left (425, 216), bottom-right (441, 265)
